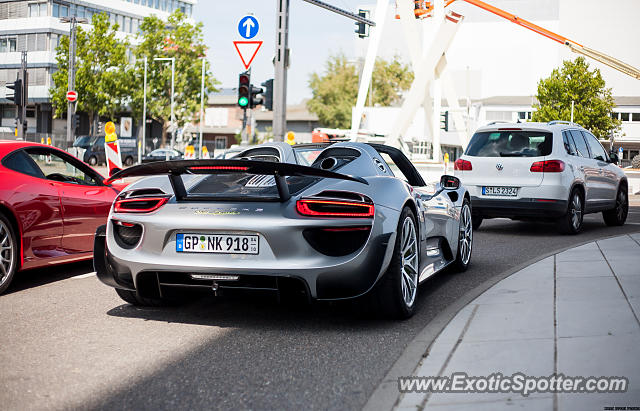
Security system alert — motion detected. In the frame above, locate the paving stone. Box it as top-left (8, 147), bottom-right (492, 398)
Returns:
top-left (464, 302), bottom-right (553, 342)
top-left (426, 396), bottom-right (553, 410)
top-left (616, 274), bottom-right (640, 299)
top-left (555, 259), bottom-right (612, 278)
top-left (556, 276), bottom-right (625, 302)
top-left (557, 334), bottom-right (640, 383)
top-left (557, 298), bottom-right (640, 338)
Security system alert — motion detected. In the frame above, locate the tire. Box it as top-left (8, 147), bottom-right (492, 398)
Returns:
top-left (603, 184), bottom-right (628, 226)
top-left (371, 207), bottom-right (419, 319)
top-left (115, 288), bottom-right (175, 307)
top-left (453, 199), bottom-right (473, 271)
top-left (472, 215), bottom-right (483, 231)
top-left (0, 213), bottom-right (19, 295)
top-left (123, 156), bottom-right (134, 167)
top-left (88, 156), bottom-right (98, 166)
top-left (559, 188), bottom-right (584, 234)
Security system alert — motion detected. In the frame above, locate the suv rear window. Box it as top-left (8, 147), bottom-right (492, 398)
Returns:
top-left (465, 130), bottom-right (553, 157)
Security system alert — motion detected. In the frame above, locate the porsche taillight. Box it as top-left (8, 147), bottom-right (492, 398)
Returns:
top-left (114, 196), bottom-right (169, 213)
top-left (296, 199), bottom-right (374, 218)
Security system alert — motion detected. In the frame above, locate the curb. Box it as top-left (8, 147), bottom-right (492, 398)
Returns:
top-left (363, 231), bottom-right (640, 411)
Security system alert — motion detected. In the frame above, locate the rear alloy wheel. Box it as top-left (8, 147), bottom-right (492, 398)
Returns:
top-left (559, 189), bottom-right (583, 234)
top-left (372, 207), bottom-right (418, 319)
top-left (453, 199), bottom-right (473, 271)
top-left (124, 156), bottom-right (134, 167)
top-left (603, 185), bottom-right (628, 226)
top-left (88, 156), bottom-right (98, 166)
top-left (0, 214), bottom-right (18, 295)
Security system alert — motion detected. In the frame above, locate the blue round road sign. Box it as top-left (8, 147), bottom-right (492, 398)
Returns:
top-left (238, 16), bottom-right (259, 39)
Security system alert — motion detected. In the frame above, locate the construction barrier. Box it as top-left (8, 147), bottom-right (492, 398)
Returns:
top-left (104, 121), bottom-right (122, 173)
top-left (184, 145), bottom-right (195, 159)
top-left (202, 146), bottom-right (210, 159)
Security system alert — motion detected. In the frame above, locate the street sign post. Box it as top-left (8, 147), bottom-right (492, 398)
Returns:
top-left (238, 15), bottom-right (259, 39)
top-left (66, 90), bottom-right (78, 102)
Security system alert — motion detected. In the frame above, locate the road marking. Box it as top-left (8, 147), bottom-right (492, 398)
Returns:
top-left (72, 272), bottom-right (96, 279)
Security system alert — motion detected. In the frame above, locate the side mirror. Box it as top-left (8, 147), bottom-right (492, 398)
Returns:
top-left (109, 167), bottom-right (122, 178)
top-left (440, 175), bottom-right (461, 190)
top-left (609, 152), bottom-right (619, 165)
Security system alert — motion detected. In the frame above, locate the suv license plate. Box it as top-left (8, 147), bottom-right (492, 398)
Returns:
top-left (482, 186), bottom-right (518, 196)
top-left (176, 233), bottom-right (259, 254)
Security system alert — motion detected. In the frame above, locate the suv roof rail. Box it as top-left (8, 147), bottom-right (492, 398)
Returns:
top-left (548, 120), bottom-right (580, 127)
top-left (486, 121), bottom-right (511, 125)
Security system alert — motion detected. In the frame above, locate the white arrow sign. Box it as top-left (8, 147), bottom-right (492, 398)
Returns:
top-left (242, 19), bottom-right (255, 38)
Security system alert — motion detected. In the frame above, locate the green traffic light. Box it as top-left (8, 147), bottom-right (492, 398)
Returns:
top-left (238, 97), bottom-right (249, 107)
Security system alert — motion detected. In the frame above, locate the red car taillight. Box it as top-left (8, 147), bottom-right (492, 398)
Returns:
top-left (296, 199), bottom-right (374, 218)
top-left (530, 160), bottom-right (565, 173)
top-left (114, 196), bottom-right (169, 213)
top-left (454, 159), bottom-right (472, 171)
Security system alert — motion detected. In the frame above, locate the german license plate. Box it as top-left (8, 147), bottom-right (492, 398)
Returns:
top-left (176, 233), bottom-right (259, 254)
top-left (482, 186), bottom-right (518, 196)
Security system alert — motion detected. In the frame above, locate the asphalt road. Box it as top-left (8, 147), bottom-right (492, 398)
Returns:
top-left (2, 208), bottom-right (640, 410)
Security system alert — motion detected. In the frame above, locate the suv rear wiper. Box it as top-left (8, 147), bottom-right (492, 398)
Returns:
top-left (499, 152), bottom-right (526, 157)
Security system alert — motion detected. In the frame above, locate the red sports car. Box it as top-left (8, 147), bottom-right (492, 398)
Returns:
top-left (0, 140), bottom-right (125, 294)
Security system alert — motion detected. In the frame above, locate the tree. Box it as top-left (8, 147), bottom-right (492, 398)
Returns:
top-left (307, 55), bottom-right (413, 129)
top-left (130, 11), bottom-right (219, 147)
top-left (51, 13), bottom-right (130, 135)
top-left (532, 57), bottom-right (620, 139)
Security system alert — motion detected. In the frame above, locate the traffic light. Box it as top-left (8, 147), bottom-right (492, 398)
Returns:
top-left (440, 111), bottom-right (449, 132)
top-left (355, 9), bottom-right (369, 38)
top-left (6, 79), bottom-right (23, 106)
top-left (261, 79), bottom-right (274, 111)
top-left (250, 85), bottom-right (264, 108)
top-left (237, 72), bottom-right (250, 108)
top-left (72, 114), bottom-right (80, 130)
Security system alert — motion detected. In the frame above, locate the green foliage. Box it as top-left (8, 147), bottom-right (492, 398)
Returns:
top-left (51, 13), bottom-right (129, 133)
top-left (307, 54), bottom-right (414, 129)
top-left (130, 11), bottom-right (219, 145)
top-left (532, 57), bottom-right (620, 139)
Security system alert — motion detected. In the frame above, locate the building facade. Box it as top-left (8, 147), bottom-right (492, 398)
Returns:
top-left (0, 0), bottom-right (195, 143)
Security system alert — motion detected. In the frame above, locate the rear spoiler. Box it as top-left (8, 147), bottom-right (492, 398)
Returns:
top-left (104, 159), bottom-right (368, 202)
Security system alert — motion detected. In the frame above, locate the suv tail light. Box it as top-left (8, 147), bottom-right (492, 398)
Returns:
top-left (530, 160), bottom-right (565, 173)
top-left (296, 199), bottom-right (374, 218)
top-left (454, 159), bottom-right (472, 171)
top-left (114, 196), bottom-right (169, 213)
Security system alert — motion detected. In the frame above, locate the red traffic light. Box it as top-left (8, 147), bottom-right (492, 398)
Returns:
top-left (239, 74), bottom-right (250, 85)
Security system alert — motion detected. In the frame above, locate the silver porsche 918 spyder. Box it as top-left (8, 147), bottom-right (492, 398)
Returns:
top-left (94, 142), bottom-right (473, 319)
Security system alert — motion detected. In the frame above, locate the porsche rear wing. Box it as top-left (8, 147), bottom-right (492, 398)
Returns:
top-left (104, 159), bottom-right (368, 202)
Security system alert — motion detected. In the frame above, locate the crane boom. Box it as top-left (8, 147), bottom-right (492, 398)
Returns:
top-left (416, 0), bottom-right (640, 80)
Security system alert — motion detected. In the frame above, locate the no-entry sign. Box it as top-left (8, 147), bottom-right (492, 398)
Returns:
top-left (66, 90), bottom-right (78, 102)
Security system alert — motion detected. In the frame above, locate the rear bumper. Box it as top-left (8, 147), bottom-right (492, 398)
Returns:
top-left (95, 225), bottom-right (394, 301)
top-left (471, 196), bottom-right (568, 218)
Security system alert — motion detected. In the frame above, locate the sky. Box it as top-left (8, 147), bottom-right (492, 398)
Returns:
top-left (193, 0), bottom-right (368, 105)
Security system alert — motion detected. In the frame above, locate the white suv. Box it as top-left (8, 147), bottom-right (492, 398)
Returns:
top-left (454, 121), bottom-right (628, 234)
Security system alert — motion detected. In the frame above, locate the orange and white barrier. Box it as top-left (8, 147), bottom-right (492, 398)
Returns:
top-left (104, 121), bottom-right (122, 173)
top-left (202, 146), bottom-right (210, 159)
top-left (184, 145), bottom-right (195, 159)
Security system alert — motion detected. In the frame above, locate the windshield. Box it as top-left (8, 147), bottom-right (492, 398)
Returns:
top-left (465, 130), bottom-right (552, 157)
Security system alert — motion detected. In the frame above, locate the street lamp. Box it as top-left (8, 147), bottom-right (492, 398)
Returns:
top-left (154, 57), bottom-right (175, 160)
top-left (60, 16), bottom-right (88, 144)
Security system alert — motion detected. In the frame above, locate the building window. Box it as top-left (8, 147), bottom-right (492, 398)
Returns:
top-left (518, 111), bottom-right (532, 121)
top-left (26, 108), bottom-right (36, 118)
top-left (632, 113), bottom-right (640, 122)
top-left (2, 106), bottom-right (17, 119)
top-left (29, 3), bottom-right (48, 17)
top-left (0, 37), bottom-right (17, 53)
top-left (215, 137), bottom-right (227, 150)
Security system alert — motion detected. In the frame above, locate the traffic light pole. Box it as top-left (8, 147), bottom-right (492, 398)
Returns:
top-left (273, 0), bottom-right (289, 142)
top-left (17, 51), bottom-right (27, 140)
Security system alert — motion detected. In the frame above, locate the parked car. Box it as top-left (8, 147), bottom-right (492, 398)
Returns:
top-left (0, 140), bottom-right (127, 294)
top-left (83, 136), bottom-right (137, 167)
top-left (141, 148), bottom-right (183, 163)
top-left (454, 121), bottom-right (628, 234)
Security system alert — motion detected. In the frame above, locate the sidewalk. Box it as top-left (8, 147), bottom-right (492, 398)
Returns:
top-left (395, 233), bottom-right (640, 410)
